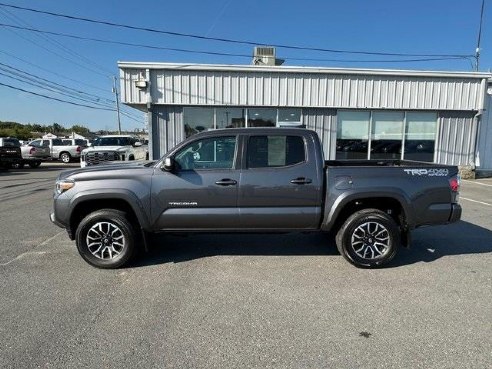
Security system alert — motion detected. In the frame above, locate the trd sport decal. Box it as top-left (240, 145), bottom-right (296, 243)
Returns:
top-left (403, 169), bottom-right (449, 177)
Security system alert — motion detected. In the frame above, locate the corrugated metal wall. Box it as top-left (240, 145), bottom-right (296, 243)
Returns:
top-left (150, 106), bottom-right (183, 159)
top-left (303, 109), bottom-right (337, 159)
top-left (436, 112), bottom-right (477, 166)
top-left (121, 68), bottom-right (486, 111)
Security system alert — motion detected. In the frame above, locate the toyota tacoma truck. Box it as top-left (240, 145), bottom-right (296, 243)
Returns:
top-left (50, 128), bottom-right (461, 269)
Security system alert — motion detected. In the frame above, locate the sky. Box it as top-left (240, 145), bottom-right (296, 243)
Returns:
top-left (0, 0), bottom-right (490, 132)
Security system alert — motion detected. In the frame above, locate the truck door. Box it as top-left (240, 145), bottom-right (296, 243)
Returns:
top-left (238, 134), bottom-right (322, 229)
top-left (151, 135), bottom-right (240, 230)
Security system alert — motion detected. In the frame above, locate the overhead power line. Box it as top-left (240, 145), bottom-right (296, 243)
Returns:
top-left (0, 49), bottom-right (112, 93)
top-left (0, 12), bottom-right (111, 78)
top-left (0, 2), bottom-right (474, 59)
top-left (0, 23), bottom-right (472, 64)
top-left (0, 61), bottom-right (114, 104)
top-left (0, 7), bottom-right (113, 76)
top-left (0, 81), bottom-right (114, 110)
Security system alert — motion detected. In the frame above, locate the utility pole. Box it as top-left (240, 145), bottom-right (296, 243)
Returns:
top-left (112, 76), bottom-right (122, 134)
top-left (475, 0), bottom-right (485, 71)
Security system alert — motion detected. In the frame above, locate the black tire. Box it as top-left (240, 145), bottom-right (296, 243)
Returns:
top-left (60, 152), bottom-right (71, 163)
top-left (75, 209), bottom-right (137, 269)
top-left (29, 161), bottom-right (41, 168)
top-left (12, 162), bottom-right (24, 169)
top-left (336, 208), bottom-right (400, 268)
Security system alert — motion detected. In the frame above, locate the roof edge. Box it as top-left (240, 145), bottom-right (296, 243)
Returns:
top-left (117, 61), bottom-right (492, 79)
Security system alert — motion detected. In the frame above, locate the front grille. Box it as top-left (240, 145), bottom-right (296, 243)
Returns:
top-left (85, 151), bottom-right (120, 166)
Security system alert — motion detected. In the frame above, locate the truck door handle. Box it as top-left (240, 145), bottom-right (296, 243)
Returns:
top-left (290, 177), bottom-right (312, 185)
top-left (215, 179), bottom-right (237, 186)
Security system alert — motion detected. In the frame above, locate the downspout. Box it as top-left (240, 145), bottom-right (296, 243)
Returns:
top-left (473, 109), bottom-right (482, 169)
top-left (473, 78), bottom-right (490, 169)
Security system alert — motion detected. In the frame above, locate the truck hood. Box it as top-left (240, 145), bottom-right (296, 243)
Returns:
top-left (82, 146), bottom-right (129, 153)
top-left (58, 161), bottom-right (156, 180)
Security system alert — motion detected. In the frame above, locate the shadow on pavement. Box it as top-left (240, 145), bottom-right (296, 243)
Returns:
top-left (131, 221), bottom-right (492, 268)
top-left (388, 220), bottom-right (492, 267)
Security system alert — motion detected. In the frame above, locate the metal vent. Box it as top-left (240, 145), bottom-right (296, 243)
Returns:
top-left (254, 47), bottom-right (275, 57)
top-left (253, 46), bottom-right (276, 66)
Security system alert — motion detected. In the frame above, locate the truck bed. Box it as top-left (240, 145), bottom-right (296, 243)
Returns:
top-left (325, 160), bottom-right (451, 168)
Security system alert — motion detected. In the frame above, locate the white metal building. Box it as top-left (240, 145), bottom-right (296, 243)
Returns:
top-left (118, 62), bottom-right (492, 174)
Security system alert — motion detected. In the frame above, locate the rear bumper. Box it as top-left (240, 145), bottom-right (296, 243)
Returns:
top-left (448, 203), bottom-right (462, 223)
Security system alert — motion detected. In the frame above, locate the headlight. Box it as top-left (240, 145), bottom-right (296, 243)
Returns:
top-left (55, 179), bottom-right (75, 195)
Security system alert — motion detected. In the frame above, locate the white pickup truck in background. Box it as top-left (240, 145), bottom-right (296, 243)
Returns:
top-left (29, 138), bottom-right (83, 163)
top-left (80, 135), bottom-right (148, 167)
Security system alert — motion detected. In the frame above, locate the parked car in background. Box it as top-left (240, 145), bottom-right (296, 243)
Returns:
top-left (0, 137), bottom-right (22, 169)
top-left (29, 138), bottom-right (82, 163)
top-left (80, 135), bottom-right (148, 167)
top-left (3, 137), bottom-right (50, 168)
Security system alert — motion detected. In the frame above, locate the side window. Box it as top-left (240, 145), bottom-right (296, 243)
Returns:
top-left (247, 135), bottom-right (305, 168)
top-left (30, 140), bottom-right (41, 147)
top-left (42, 140), bottom-right (50, 147)
top-left (175, 136), bottom-right (236, 170)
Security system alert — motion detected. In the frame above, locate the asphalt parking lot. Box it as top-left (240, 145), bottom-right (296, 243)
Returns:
top-left (0, 163), bottom-right (491, 369)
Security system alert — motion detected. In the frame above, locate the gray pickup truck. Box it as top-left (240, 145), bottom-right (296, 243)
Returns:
top-left (51, 128), bottom-right (461, 269)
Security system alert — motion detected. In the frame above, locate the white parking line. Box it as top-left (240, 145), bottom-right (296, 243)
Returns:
top-left (462, 179), bottom-right (492, 188)
top-left (460, 197), bottom-right (492, 207)
top-left (0, 231), bottom-right (64, 266)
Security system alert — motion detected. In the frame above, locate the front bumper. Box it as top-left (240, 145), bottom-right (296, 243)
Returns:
top-left (50, 211), bottom-right (64, 228)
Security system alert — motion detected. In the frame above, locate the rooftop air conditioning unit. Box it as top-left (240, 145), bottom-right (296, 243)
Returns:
top-left (253, 46), bottom-right (276, 66)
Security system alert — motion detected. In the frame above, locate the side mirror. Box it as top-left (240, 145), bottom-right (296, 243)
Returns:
top-left (163, 157), bottom-right (174, 171)
top-left (87, 142), bottom-right (92, 147)
top-left (134, 142), bottom-right (142, 147)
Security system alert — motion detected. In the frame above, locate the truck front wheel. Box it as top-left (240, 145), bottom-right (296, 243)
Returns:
top-left (336, 208), bottom-right (400, 268)
top-left (75, 209), bottom-right (136, 269)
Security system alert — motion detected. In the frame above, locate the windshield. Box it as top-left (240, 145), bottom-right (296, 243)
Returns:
top-left (2, 138), bottom-right (20, 147)
top-left (93, 137), bottom-right (132, 146)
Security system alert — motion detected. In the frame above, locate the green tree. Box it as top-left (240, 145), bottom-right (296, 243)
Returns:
top-left (51, 122), bottom-right (65, 134)
top-left (70, 124), bottom-right (90, 135)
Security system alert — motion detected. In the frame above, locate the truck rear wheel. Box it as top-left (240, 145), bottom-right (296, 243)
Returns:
top-left (336, 208), bottom-right (400, 268)
top-left (29, 161), bottom-right (41, 168)
top-left (60, 152), bottom-right (71, 163)
top-left (75, 209), bottom-right (136, 269)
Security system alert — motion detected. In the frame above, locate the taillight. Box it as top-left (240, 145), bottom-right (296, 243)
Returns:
top-left (76, 146), bottom-right (81, 153)
top-left (449, 176), bottom-right (460, 192)
top-left (29, 147), bottom-right (36, 155)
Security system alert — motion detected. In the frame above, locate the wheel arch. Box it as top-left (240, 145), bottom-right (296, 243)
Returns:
top-left (68, 191), bottom-right (151, 242)
top-left (322, 191), bottom-right (414, 235)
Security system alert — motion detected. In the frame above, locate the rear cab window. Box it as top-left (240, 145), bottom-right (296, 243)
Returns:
top-left (247, 135), bottom-right (305, 168)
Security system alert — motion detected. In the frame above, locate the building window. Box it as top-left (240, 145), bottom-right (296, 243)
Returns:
top-left (247, 135), bottom-right (305, 168)
top-left (216, 108), bottom-right (246, 129)
top-left (404, 112), bottom-right (437, 162)
top-left (278, 108), bottom-right (302, 127)
top-left (336, 111), bottom-right (370, 160)
top-left (370, 112), bottom-right (404, 160)
top-left (184, 107), bottom-right (214, 138)
top-left (183, 107), bottom-right (303, 138)
top-left (336, 110), bottom-right (438, 162)
top-left (248, 108), bottom-right (277, 127)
